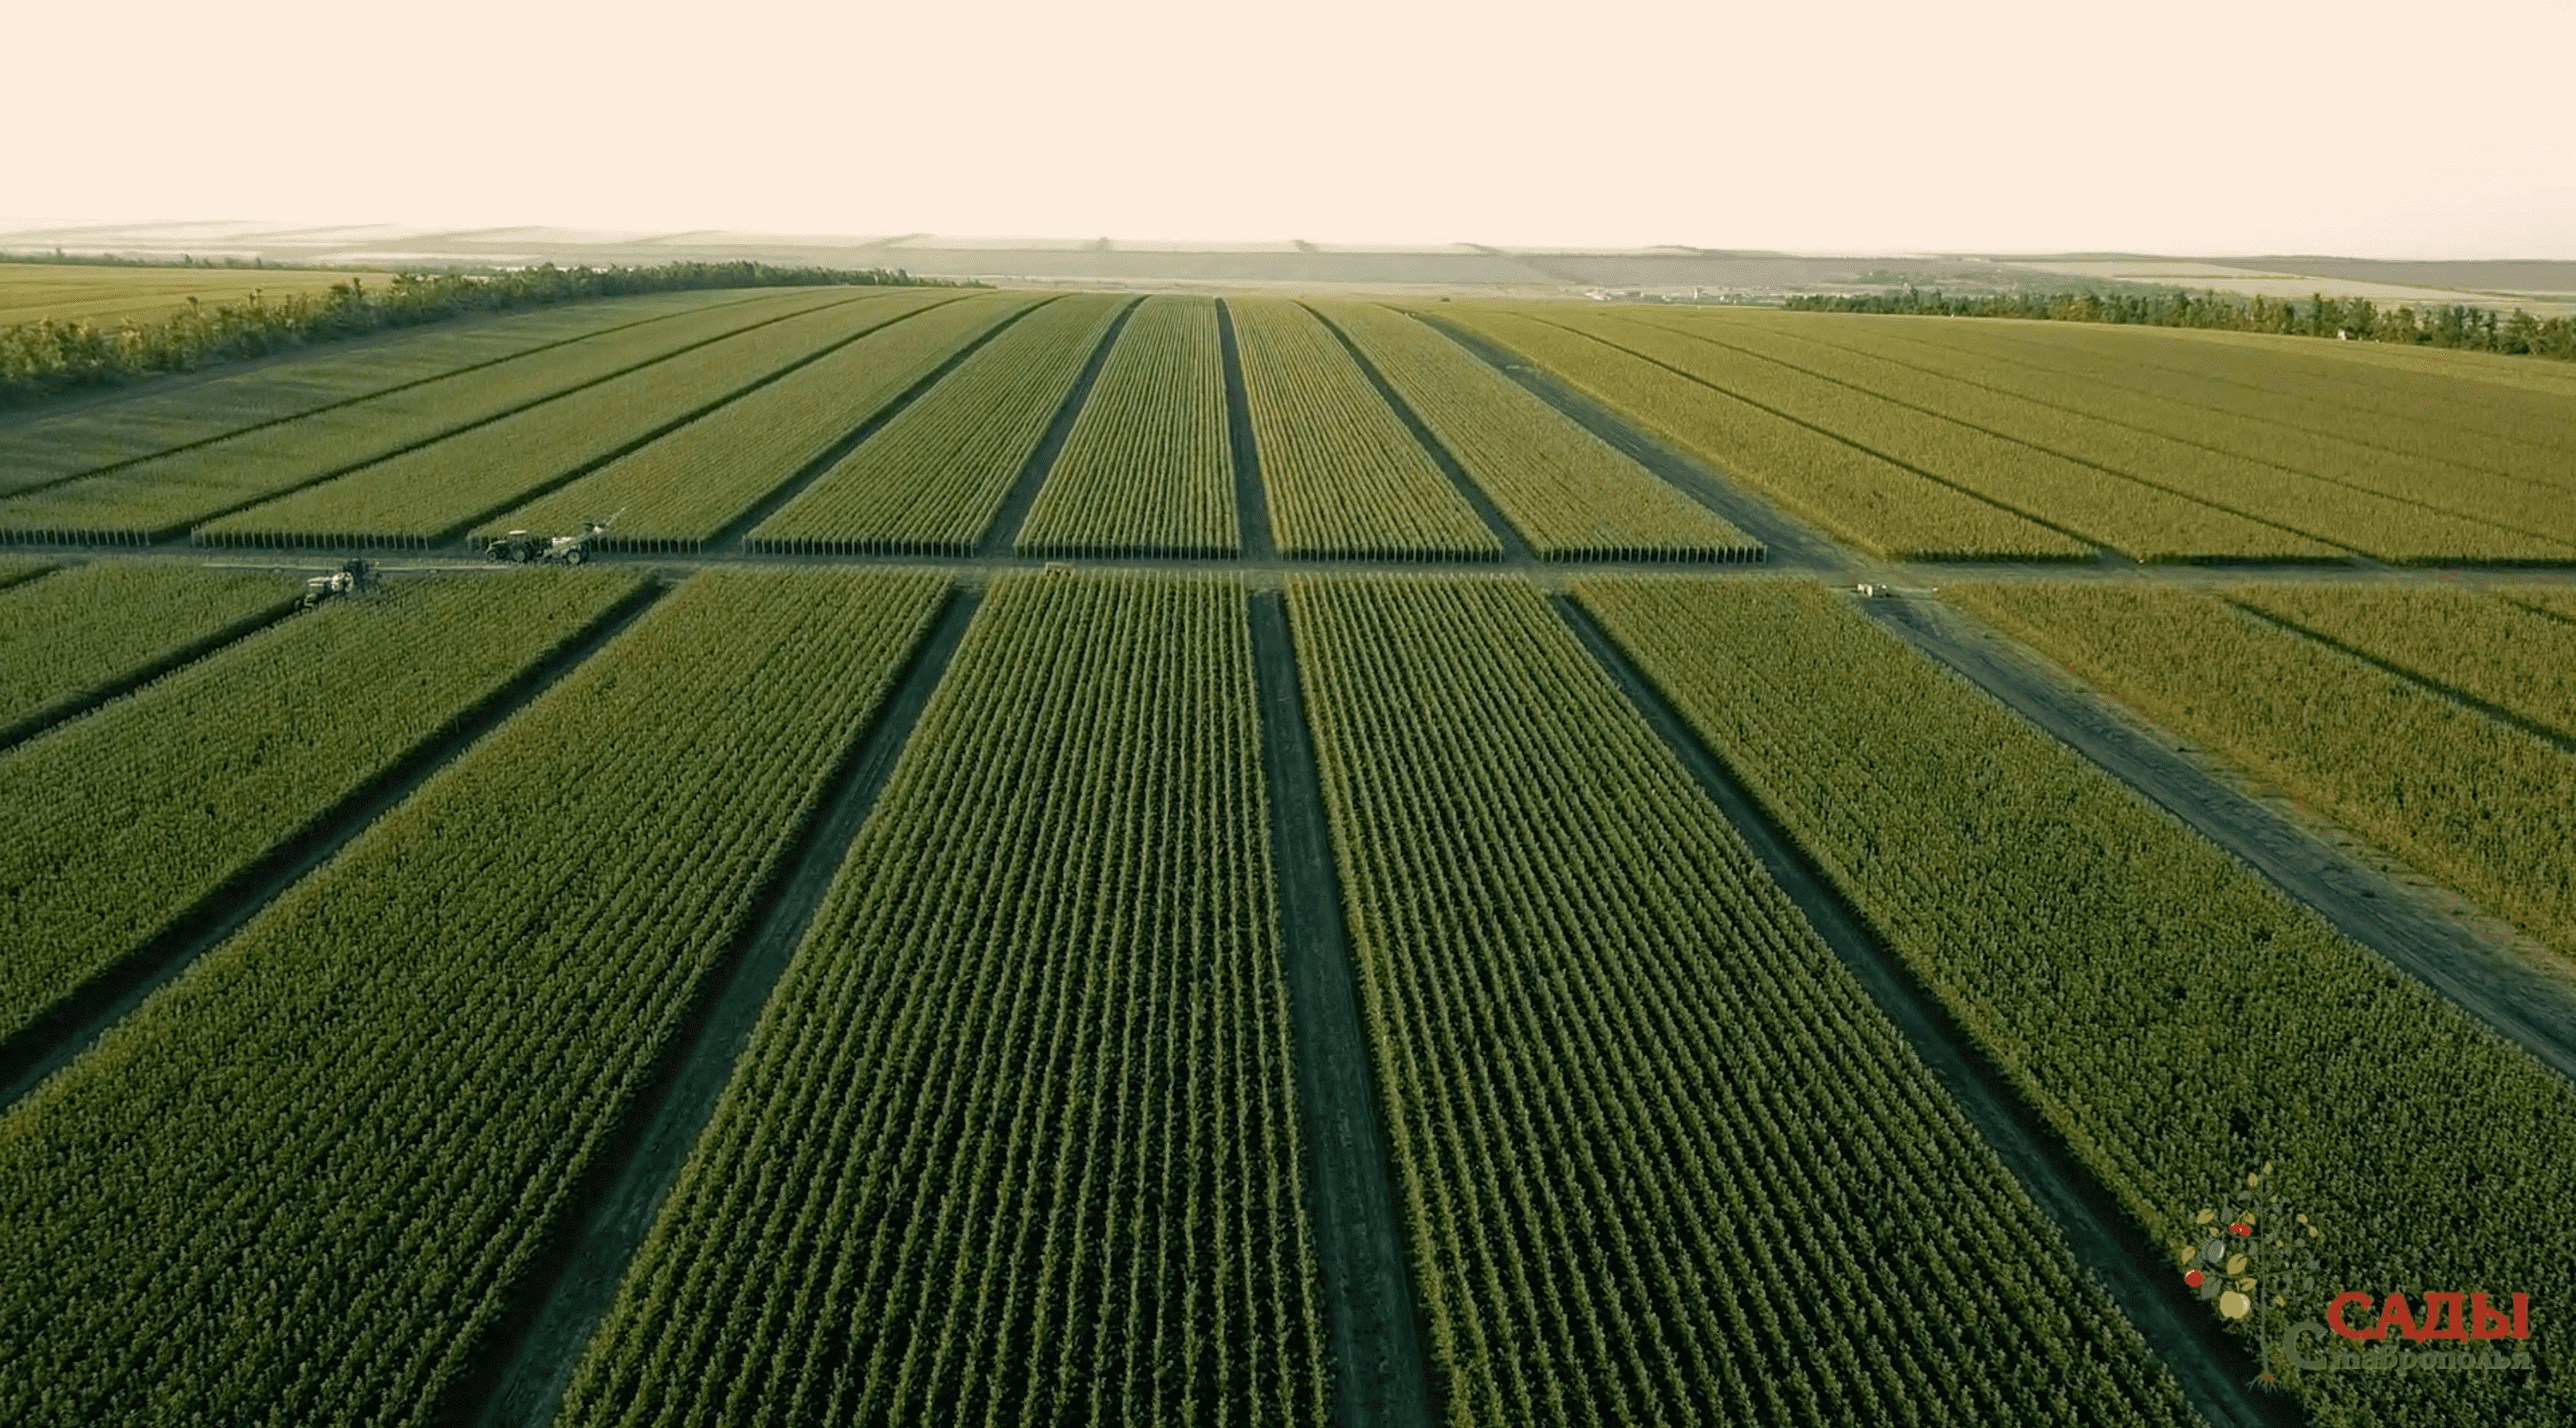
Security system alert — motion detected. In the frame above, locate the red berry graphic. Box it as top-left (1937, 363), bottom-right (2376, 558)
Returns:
top-left (2230, 1223), bottom-right (2251, 1236)
top-left (2186, 1269), bottom-right (2205, 1287)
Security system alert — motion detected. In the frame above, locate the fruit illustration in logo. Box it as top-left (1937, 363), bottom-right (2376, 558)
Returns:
top-left (2176, 1163), bottom-right (2320, 1330)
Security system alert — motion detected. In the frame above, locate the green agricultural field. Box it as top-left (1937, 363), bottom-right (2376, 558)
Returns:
top-left (1433, 301), bottom-right (2576, 563)
top-left (1, 288), bottom-right (854, 542)
top-left (1317, 304), bottom-right (1760, 560)
top-left (2, 282), bottom-right (2571, 1428)
top-left (1576, 575), bottom-right (2576, 1426)
top-left (1950, 581), bottom-right (2576, 962)
top-left (746, 294), bottom-right (1130, 555)
top-left (0, 561), bottom-right (294, 738)
top-left (563, 574), bottom-right (1326, 1425)
top-left (198, 292), bottom-right (901, 548)
top-left (1015, 297), bottom-right (1239, 557)
top-left (486, 292), bottom-right (1038, 554)
top-left (0, 288), bottom-right (794, 496)
top-left (1231, 296), bottom-right (1501, 559)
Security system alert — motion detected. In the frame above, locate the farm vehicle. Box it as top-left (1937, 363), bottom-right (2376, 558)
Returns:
top-left (301, 559), bottom-right (375, 609)
top-left (484, 523), bottom-right (604, 566)
top-left (484, 511), bottom-right (622, 566)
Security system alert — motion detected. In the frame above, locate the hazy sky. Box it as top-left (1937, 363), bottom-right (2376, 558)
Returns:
top-left (16, 0), bottom-right (2574, 258)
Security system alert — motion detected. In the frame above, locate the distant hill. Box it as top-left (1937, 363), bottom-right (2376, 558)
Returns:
top-left (6, 221), bottom-right (2569, 309)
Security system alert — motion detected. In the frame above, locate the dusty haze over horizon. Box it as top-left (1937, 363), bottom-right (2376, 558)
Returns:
top-left (17, 0), bottom-right (2574, 260)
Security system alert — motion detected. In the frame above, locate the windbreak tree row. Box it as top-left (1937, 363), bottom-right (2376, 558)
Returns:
top-left (0, 288), bottom-right (854, 543)
top-left (1780, 285), bottom-right (2576, 374)
top-left (747, 294), bottom-right (1129, 555)
top-left (481, 292), bottom-right (1039, 553)
top-left (197, 294), bottom-right (914, 548)
top-left (0, 568), bottom-right (950, 1427)
top-left (0, 567), bottom-right (649, 1055)
top-left (1015, 295), bottom-right (1238, 557)
top-left (1287, 575), bottom-right (2195, 1428)
top-left (1574, 575), bottom-right (2576, 1427)
top-left (1317, 304), bottom-right (1763, 561)
top-left (1431, 307), bottom-right (2087, 560)
top-left (1228, 298), bottom-right (1500, 560)
top-left (560, 572), bottom-right (1327, 1428)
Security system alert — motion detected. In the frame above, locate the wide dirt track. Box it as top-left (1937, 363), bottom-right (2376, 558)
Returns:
top-left (5, 288), bottom-right (2573, 1428)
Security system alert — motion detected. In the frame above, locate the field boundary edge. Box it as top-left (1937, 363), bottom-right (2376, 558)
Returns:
top-left (1250, 587), bottom-right (1438, 1428)
top-left (0, 578), bottom-right (670, 1112)
top-left (1867, 593), bottom-right (2576, 1084)
top-left (447, 583), bottom-right (981, 1428)
top-left (713, 298), bottom-right (1060, 553)
top-left (0, 593), bottom-right (302, 755)
top-left (1553, 590), bottom-right (2300, 1428)
top-left (982, 296), bottom-right (1143, 557)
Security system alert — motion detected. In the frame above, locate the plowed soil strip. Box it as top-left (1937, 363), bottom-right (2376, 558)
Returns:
top-left (1862, 594), bottom-right (2576, 1082)
top-left (0, 581), bottom-right (667, 1110)
top-left (451, 585), bottom-right (978, 1428)
top-left (1218, 301), bottom-right (1277, 559)
top-left (1249, 590), bottom-right (1434, 1428)
top-left (977, 298), bottom-right (1140, 556)
top-left (1555, 593), bottom-right (2297, 1428)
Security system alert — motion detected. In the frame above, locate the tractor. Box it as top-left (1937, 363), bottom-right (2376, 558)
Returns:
top-left (301, 558), bottom-right (375, 609)
top-left (484, 511), bottom-right (621, 566)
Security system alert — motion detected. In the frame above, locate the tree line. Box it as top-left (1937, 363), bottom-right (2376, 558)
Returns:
top-left (6, 249), bottom-right (290, 268)
top-left (0, 261), bottom-right (983, 407)
top-left (1784, 284), bottom-right (2576, 363)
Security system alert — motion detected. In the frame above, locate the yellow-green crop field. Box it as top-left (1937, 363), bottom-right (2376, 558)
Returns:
top-left (1427, 301), bottom-right (2576, 563)
top-left (0, 282), bottom-right (2570, 1427)
top-left (0, 261), bottom-right (395, 327)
